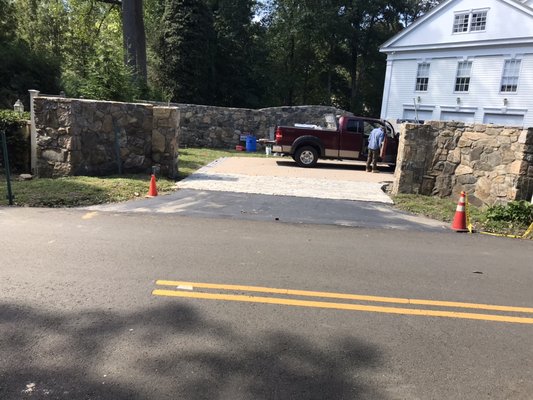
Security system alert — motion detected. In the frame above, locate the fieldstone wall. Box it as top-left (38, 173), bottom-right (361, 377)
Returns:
top-left (152, 106), bottom-right (179, 177)
top-left (173, 104), bottom-right (347, 148)
top-left (33, 97), bottom-right (345, 177)
top-left (34, 98), bottom-right (179, 177)
top-left (392, 121), bottom-right (533, 206)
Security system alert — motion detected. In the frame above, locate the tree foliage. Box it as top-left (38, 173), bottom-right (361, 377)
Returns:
top-left (0, 109), bottom-right (31, 171)
top-left (208, 0), bottom-right (267, 108)
top-left (261, 0), bottom-right (435, 115)
top-left (155, 0), bottom-right (215, 104)
top-left (1, 0), bottom-right (441, 113)
top-left (0, 0), bottom-right (61, 109)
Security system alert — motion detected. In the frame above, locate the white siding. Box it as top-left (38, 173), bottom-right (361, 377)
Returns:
top-left (382, 53), bottom-right (533, 128)
top-left (380, 0), bottom-right (533, 128)
top-left (391, 0), bottom-right (533, 49)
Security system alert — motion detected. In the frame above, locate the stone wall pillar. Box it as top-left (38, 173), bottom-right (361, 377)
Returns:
top-left (152, 106), bottom-right (179, 178)
top-left (390, 123), bottom-right (437, 195)
top-left (34, 97), bottom-right (74, 177)
top-left (29, 89), bottom-right (40, 175)
top-left (516, 128), bottom-right (533, 202)
top-left (391, 121), bottom-right (532, 206)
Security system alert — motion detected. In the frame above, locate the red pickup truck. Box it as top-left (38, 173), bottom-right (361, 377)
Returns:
top-left (272, 115), bottom-right (398, 168)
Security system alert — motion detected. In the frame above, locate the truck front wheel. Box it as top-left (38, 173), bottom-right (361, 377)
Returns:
top-left (295, 146), bottom-right (318, 168)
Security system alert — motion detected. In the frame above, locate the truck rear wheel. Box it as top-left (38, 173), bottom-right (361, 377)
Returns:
top-left (295, 146), bottom-right (318, 168)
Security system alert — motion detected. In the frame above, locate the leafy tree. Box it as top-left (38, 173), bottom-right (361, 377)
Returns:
top-left (14, 0), bottom-right (69, 57)
top-left (262, 0), bottom-right (411, 114)
top-left (0, 0), bottom-right (61, 109)
top-left (208, 0), bottom-right (267, 108)
top-left (155, 0), bottom-right (215, 104)
top-left (96, 0), bottom-right (148, 85)
top-left (262, 1), bottom-right (316, 106)
top-left (3, 0), bottom-right (443, 109)
top-left (61, 0), bottom-right (140, 101)
top-left (0, 0), bottom-right (17, 43)
top-left (144, 0), bottom-right (167, 94)
top-left (0, 110), bottom-right (31, 171)
top-left (11, 0), bottom-right (142, 102)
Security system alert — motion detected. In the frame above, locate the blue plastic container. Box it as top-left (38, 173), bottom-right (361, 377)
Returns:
top-left (245, 135), bottom-right (257, 152)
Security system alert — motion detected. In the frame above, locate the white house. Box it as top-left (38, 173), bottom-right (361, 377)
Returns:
top-left (380, 0), bottom-right (533, 128)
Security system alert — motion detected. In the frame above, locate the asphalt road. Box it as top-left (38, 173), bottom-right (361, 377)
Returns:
top-left (86, 189), bottom-right (446, 232)
top-left (1, 208), bottom-right (532, 399)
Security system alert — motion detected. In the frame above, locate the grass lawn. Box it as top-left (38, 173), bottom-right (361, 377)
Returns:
top-left (0, 175), bottom-right (178, 207)
top-left (393, 193), bottom-right (532, 238)
top-left (0, 148), bottom-right (263, 207)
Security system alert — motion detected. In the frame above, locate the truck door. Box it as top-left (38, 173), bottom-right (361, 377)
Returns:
top-left (359, 119), bottom-right (398, 164)
top-left (381, 121), bottom-right (398, 164)
top-left (339, 118), bottom-right (363, 160)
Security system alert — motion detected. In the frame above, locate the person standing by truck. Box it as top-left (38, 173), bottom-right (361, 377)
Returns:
top-left (366, 126), bottom-right (385, 173)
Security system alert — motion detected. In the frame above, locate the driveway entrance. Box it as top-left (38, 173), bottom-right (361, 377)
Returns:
top-left (177, 157), bottom-right (394, 204)
top-left (85, 156), bottom-right (446, 231)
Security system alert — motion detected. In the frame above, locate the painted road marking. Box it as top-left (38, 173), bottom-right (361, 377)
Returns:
top-left (155, 280), bottom-right (533, 314)
top-left (82, 212), bottom-right (98, 220)
top-left (152, 289), bottom-right (533, 324)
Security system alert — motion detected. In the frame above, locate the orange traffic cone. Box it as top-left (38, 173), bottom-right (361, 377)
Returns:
top-left (147, 174), bottom-right (158, 197)
top-left (451, 191), bottom-right (468, 232)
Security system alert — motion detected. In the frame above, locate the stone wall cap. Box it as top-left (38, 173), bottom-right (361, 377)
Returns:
top-left (56, 97), bottom-right (155, 107)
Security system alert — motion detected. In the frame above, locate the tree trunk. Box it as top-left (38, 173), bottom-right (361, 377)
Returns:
top-left (122, 0), bottom-right (147, 83)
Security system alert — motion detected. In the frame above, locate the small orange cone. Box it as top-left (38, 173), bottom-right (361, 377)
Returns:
top-left (451, 191), bottom-right (468, 232)
top-left (147, 174), bottom-right (158, 197)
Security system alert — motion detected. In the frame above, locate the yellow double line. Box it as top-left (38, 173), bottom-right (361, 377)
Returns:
top-left (152, 280), bottom-right (533, 325)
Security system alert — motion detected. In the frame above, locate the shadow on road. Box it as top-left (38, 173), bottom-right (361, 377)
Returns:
top-left (0, 302), bottom-right (385, 399)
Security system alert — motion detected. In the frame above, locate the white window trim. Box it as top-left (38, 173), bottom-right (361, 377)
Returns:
top-left (402, 104), bottom-right (436, 111)
top-left (454, 60), bottom-right (473, 93)
top-left (483, 107), bottom-right (527, 114)
top-left (499, 58), bottom-right (522, 94)
top-left (441, 106), bottom-right (477, 112)
top-left (415, 62), bottom-right (430, 92)
top-left (452, 8), bottom-right (489, 34)
top-left (452, 11), bottom-right (470, 34)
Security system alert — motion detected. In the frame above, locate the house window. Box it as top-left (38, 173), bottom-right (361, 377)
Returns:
top-left (455, 61), bottom-right (472, 92)
top-left (415, 63), bottom-right (430, 91)
top-left (453, 9), bottom-right (488, 33)
top-left (453, 13), bottom-right (470, 33)
top-left (500, 59), bottom-right (521, 92)
top-left (470, 11), bottom-right (487, 31)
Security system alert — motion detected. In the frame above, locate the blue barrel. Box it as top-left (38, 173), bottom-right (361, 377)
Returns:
top-left (245, 135), bottom-right (257, 152)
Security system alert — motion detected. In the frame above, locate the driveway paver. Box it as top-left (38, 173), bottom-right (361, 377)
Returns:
top-left (177, 157), bottom-right (394, 203)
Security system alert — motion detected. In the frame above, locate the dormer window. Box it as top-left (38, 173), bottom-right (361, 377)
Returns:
top-left (453, 9), bottom-right (488, 33)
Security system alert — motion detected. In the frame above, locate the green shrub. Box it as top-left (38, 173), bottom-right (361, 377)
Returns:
top-left (0, 109), bottom-right (30, 172)
top-left (484, 201), bottom-right (533, 225)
